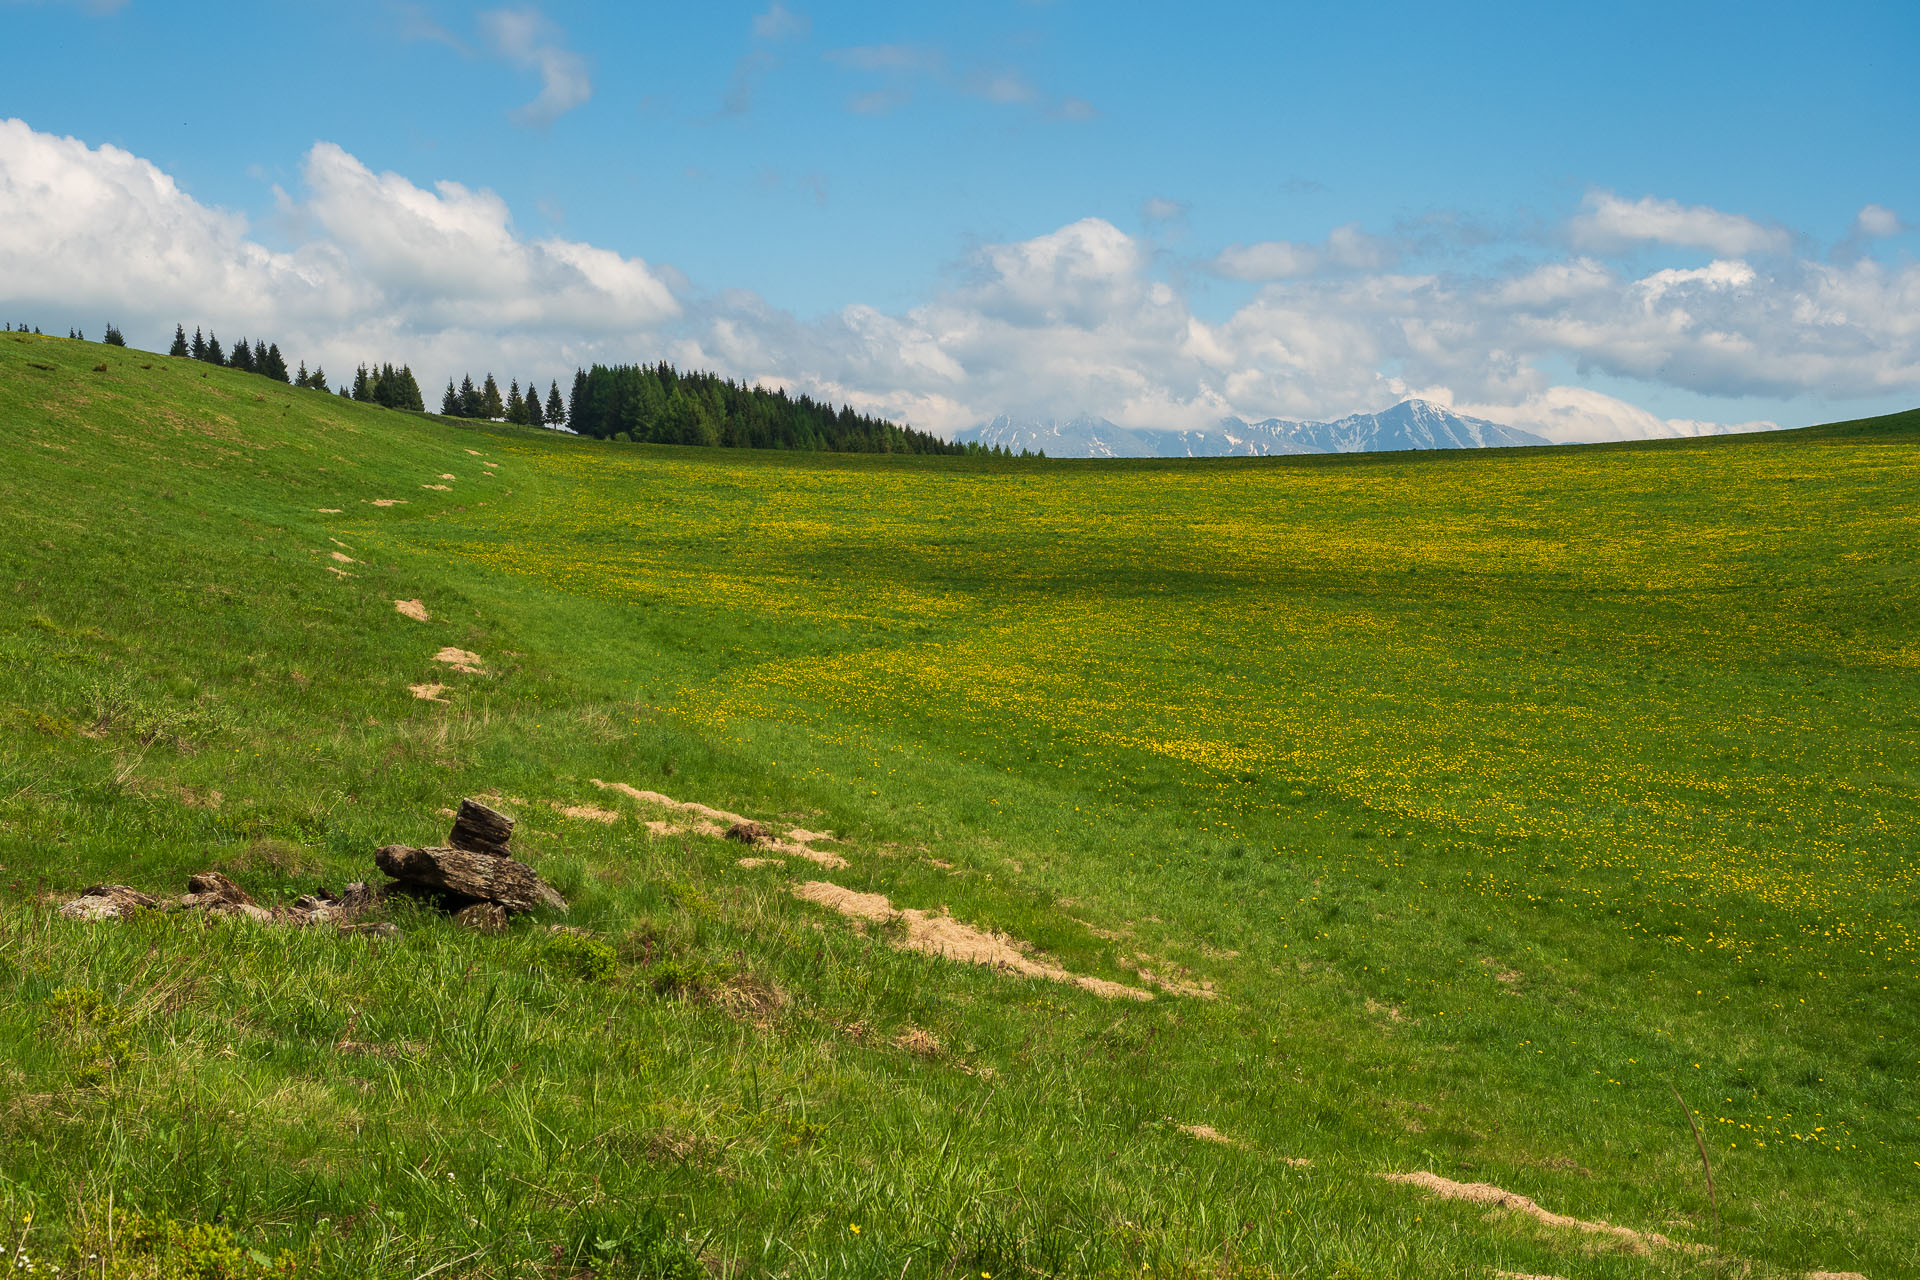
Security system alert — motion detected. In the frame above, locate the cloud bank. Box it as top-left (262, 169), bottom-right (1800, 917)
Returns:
top-left (1, 118), bottom-right (1915, 443)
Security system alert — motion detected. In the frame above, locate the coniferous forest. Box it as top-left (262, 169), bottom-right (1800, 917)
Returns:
top-left (563, 362), bottom-right (971, 455)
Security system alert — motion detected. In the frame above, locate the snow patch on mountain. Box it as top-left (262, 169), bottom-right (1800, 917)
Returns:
top-left (955, 400), bottom-right (1552, 458)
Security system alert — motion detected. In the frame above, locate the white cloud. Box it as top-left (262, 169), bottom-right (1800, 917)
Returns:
top-left (1213, 240), bottom-right (1318, 281)
top-left (479, 7), bottom-right (592, 126)
top-left (1571, 190), bottom-right (1790, 257)
top-left (1855, 203), bottom-right (1904, 238)
top-left (0, 120), bottom-right (673, 388)
top-left (1444, 385), bottom-right (1776, 445)
top-left (4, 118), bottom-right (1915, 446)
top-left (1210, 224), bottom-right (1393, 281)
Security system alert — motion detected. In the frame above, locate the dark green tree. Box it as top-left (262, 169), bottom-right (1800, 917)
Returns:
top-left (394, 365), bottom-right (424, 411)
top-left (228, 336), bottom-right (256, 373)
top-left (480, 373), bottom-right (505, 420)
top-left (308, 365), bottom-right (329, 395)
top-left (459, 375), bottom-right (483, 418)
top-left (352, 364), bottom-right (372, 402)
top-left (102, 324), bottom-right (126, 347)
top-left (505, 379), bottom-right (526, 424)
top-left (191, 328), bottom-right (206, 360)
top-left (263, 343), bottom-right (290, 384)
top-left (169, 325), bottom-right (189, 358)
top-left (203, 332), bottom-right (225, 366)
top-left (442, 380), bottom-right (461, 416)
top-left (525, 380), bottom-right (544, 428)
top-left (545, 381), bottom-right (565, 429)
top-left (254, 340), bottom-right (269, 373)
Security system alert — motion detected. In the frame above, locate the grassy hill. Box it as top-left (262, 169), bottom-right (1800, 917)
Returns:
top-left (0, 330), bottom-right (1914, 1279)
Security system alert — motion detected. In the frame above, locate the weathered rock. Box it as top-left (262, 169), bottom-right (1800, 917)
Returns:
top-left (185, 871), bottom-right (254, 905)
top-left (454, 902), bottom-right (509, 934)
top-left (59, 885), bottom-right (159, 921)
top-left (375, 844), bottom-right (567, 913)
top-left (725, 821), bottom-right (771, 845)
top-left (448, 798), bottom-right (514, 857)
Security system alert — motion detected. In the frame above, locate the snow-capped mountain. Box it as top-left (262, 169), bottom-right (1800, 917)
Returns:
top-left (955, 400), bottom-right (1550, 458)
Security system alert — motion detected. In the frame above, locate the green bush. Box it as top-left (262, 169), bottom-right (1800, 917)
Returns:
top-left (543, 931), bottom-right (617, 982)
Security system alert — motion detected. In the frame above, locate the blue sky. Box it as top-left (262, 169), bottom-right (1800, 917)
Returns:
top-left (3, 0), bottom-right (1917, 440)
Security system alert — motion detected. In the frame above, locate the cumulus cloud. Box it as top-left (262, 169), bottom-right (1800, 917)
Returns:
top-left (0, 119), bottom-right (672, 388)
top-left (479, 7), bottom-right (592, 126)
top-left (1570, 190), bottom-right (1790, 257)
top-left (3, 118), bottom-right (1916, 446)
top-left (1854, 203), bottom-right (1904, 238)
top-left (1210, 224), bottom-right (1395, 281)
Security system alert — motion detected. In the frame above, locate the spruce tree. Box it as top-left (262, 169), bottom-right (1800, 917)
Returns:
top-left (308, 366), bottom-right (329, 395)
top-left (293, 361), bottom-right (309, 388)
top-left (526, 381), bottom-right (544, 428)
top-left (170, 325), bottom-right (189, 358)
top-left (545, 381), bottom-right (565, 429)
top-left (228, 337), bottom-right (256, 373)
top-left (264, 343), bottom-right (290, 383)
top-left (191, 328), bottom-right (205, 360)
top-left (441, 380), bottom-right (461, 416)
top-left (505, 379), bottom-right (526, 424)
top-left (481, 374), bottom-right (504, 420)
top-left (103, 324), bottom-right (125, 347)
top-left (204, 333), bottom-right (225, 366)
top-left (568, 369), bottom-right (588, 431)
top-left (352, 365), bottom-right (372, 402)
top-left (459, 375), bottom-right (482, 418)
top-left (396, 366), bottom-right (424, 411)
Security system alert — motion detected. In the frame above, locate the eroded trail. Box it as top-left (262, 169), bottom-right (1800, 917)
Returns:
top-left (793, 880), bottom-right (1152, 1001)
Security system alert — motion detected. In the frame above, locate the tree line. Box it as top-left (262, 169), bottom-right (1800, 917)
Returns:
top-left (561, 362), bottom-right (972, 455)
top-left (439, 373), bottom-right (566, 429)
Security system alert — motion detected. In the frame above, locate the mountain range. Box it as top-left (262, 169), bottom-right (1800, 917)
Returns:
top-left (953, 399), bottom-right (1551, 458)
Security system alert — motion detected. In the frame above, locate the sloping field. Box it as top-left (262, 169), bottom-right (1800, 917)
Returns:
top-left (0, 330), bottom-right (1914, 1279)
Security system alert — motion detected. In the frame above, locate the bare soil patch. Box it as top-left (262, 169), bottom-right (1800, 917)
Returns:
top-left (433, 647), bottom-right (485, 674)
top-left (1179, 1124), bottom-right (1236, 1146)
top-left (316, 507), bottom-right (342, 513)
top-left (395, 599), bottom-right (430, 621)
top-left (330, 551), bottom-right (355, 563)
top-left (553, 803), bottom-right (620, 824)
top-left (737, 857), bottom-right (784, 869)
top-left (592, 778), bottom-right (750, 825)
top-left (409, 683), bottom-right (448, 702)
top-left (422, 484), bottom-right (451, 491)
top-left (370, 499), bottom-right (407, 507)
top-left (793, 881), bottom-right (1151, 1001)
top-left (1381, 1172), bottom-right (1706, 1257)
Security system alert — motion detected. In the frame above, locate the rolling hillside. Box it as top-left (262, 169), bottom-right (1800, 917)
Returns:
top-left (0, 330), bottom-right (1915, 1280)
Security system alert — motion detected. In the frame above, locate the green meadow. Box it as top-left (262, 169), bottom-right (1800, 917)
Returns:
top-left (0, 330), bottom-right (1914, 1279)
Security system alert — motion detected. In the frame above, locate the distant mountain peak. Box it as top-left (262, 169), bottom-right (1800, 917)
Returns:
top-left (955, 399), bottom-right (1549, 459)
